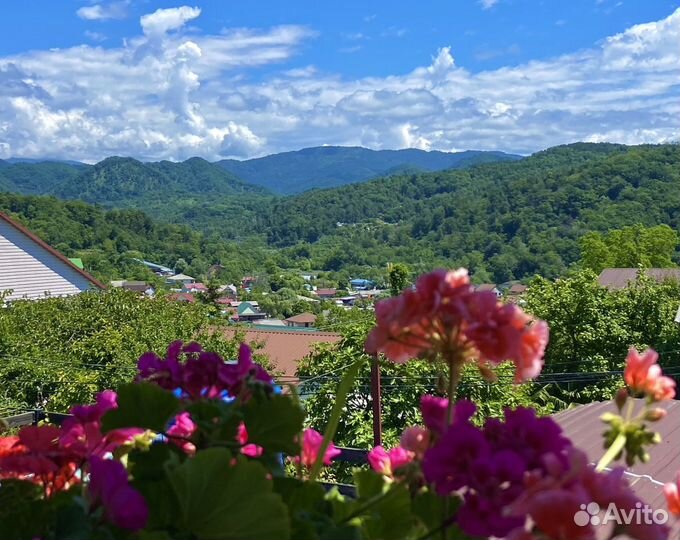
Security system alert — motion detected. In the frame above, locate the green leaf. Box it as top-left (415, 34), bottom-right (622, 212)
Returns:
top-left (352, 470), bottom-right (414, 540)
top-left (54, 499), bottom-right (92, 540)
top-left (102, 382), bottom-right (179, 433)
top-left (243, 393), bottom-right (305, 455)
top-left (0, 480), bottom-right (45, 540)
top-left (168, 447), bottom-right (290, 540)
top-left (128, 445), bottom-right (183, 529)
top-left (309, 359), bottom-right (364, 481)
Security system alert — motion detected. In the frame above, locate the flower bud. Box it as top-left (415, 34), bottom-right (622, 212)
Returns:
top-left (644, 408), bottom-right (667, 422)
top-left (400, 426), bottom-right (430, 458)
top-left (615, 388), bottom-right (628, 411)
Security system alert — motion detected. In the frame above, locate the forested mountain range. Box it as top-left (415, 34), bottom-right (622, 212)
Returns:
top-left (0, 146), bottom-right (518, 200)
top-left (2, 142), bottom-right (680, 284)
top-left (253, 143), bottom-right (680, 282)
top-left (216, 146), bottom-right (521, 194)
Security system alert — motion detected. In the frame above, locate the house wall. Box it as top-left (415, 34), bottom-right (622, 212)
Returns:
top-left (0, 220), bottom-right (95, 301)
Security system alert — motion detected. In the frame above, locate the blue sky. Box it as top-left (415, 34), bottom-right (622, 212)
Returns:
top-left (0, 1), bottom-right (679, 161)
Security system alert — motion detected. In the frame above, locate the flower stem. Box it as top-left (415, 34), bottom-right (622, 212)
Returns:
top-left (596, 432), bottom-right (627, 472)
top-left (445, 358), bottom-right (462, 426)
top-left (443, 353), bottom-right (462, 540)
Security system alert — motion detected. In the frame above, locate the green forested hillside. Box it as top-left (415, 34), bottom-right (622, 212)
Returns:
top-left (217, 146), bottom-right (521, 194)
top-left (0, 193), bottom-right (269, 282)
top-left (2, 143), bottom-right (680, 285)
top-left (0, 161), bottom-right (84, 194)
top-left (55, 156), bottom-right (268, 204)
top-left (259, 143), bottom-right (680, 281)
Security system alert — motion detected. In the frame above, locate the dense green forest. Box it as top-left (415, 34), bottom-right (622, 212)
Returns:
top-left (0, 193), bottom-right (270, 282)
top-left (2, 143), bottom-right (680, 284)
top-left (216, 146), bottom-right (520, 194)
top-left (257, 143), bottom-right (680, 282)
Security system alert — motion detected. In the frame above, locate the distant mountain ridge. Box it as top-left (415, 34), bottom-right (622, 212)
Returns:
top-left (0, 145), bottom-right (521, 200)
top-left (0, 156), bottom-right (268, 205)
top-left (217, 146), bottom-right (522, 194)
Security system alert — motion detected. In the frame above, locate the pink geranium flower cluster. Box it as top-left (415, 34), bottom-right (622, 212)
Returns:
top-left (0, 390), bottom-right (147, 530)
top-left (511, 449), bottom-right (668, 540)
top-left (624, 348), bottom-right (676, 402)
top-left (137, 341), bottom-right (273, 400)
top-left (366, 394), bottom-right (669, 540)
top-left (365, 269), bottom-right (548, 382)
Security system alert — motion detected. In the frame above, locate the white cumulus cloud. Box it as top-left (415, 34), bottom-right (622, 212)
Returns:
top-left (140, 6), bottom-right (201, 36)
top-left (1, 6), bottom-right (679, 161)
top-left (76, 1), bottom-right (128, 21)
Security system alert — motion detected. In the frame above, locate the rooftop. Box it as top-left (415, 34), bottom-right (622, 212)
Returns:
top-left (221, 328), bottom-right (341, 378)
top-left (598, 268), bottom-right (680, 289)
top-left (285, 312), bottom-right (317, 324)
top-left (553, 399), bottom-right (680, 512)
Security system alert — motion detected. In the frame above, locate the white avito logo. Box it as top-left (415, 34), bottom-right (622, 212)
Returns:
top-left (574, 502), bottom-right (669, 527)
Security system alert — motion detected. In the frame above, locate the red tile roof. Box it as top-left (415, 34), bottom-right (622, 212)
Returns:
top-left (221, 328), bottom-right (341, 378)
top-left (314, 288), bottom-right (337, 297)
top-left (167, 292), bottom-right (196, 303)
top-left (185, 282), bottom-right (207, 291)
top-left (285, 312), bottom-right (317, 324)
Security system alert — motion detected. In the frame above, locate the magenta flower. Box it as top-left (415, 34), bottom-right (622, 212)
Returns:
top-left (60, 391), bottom-right (142, 459)
top-left (294, 428), bottom-right (340, 467)
top-left (166, 412), bottom-right (197, 455)
top-left (423, 422), bottom-right (490, 495)
top-left (420, 396), bottom-right (475, 436)
top-left (219, 343), bottom-right (273, 397)
top-left (368, 445), bottom-right (414, 477)
top-left (236, 423), bottom-right (263, 458)
top-left (137, 341), bottom-right (273, 402)
top-left (88, 457), bottom-right (148, 531)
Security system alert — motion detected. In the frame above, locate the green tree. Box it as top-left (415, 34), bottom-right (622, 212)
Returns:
top-left (388, 263), bottom-right (410, 296)
top-left (525, 269), bottom-right (680, 404)
top-left (580, 225), bottom-right (679, 273)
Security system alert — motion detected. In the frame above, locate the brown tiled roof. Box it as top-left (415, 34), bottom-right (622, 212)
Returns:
top-left (315, 288), bottom-right (337, 297)
top-left (0, 212), bottom-right (106, 290)
top-left (598, 268), bottom-right (680, 289)
top-left (508, 284), bottom-right (527, 294)
top-left (476, 283), bottom-right (498, 291)
top-left (167, 292), bottom-right (196, 303)
top-left (553, 399), bottom-right (680, 512)
top-left (285, 312), bottom-right (317, 324)
top-left (221, 328), bottom-right (341, 378)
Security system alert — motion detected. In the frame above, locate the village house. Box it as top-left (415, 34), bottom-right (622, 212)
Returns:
top-left (475, 283), bottom-right (503, 298)
top-left (0, 212), bottom-right (105, 302)
top-left (182, 282), bottom-right (208, 293)
top-left (165, 273), bottom-right (196, 287)
top-left (285, 312), bottom-right (317, 328)
top-left (233, 301), bottom-right (267, 323)
top-left (167, 292), bottom-right (197, 303)
top-left (313, 287), bottom-right (337, 299)
top-left (110, 280), bottom-right (155, 296)
top-left (349, 278), bottom-right (376, 291)
top-left (133, 259), bottom-right (174, 276)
